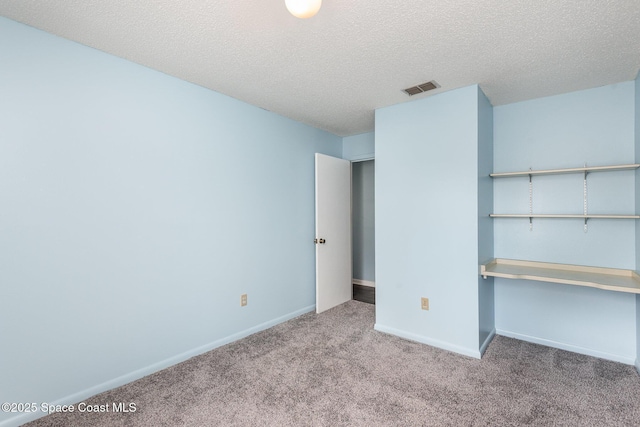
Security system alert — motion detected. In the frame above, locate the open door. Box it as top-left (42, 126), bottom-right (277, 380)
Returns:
top-left (315, 153), bottom-right (352, 314)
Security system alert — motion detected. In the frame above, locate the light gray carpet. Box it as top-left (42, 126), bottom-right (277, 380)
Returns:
top-left (26, 301), bottom-right (640, 426)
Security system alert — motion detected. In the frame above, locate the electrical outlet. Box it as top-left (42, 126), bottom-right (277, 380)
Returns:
top-left (241, 294), bottom-right (247, 307)
top-left (421, 297), bottom-right (429, 311)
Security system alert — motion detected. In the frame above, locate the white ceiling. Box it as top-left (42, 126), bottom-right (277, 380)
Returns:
top-left (1, 1), bottom-right (640, 136)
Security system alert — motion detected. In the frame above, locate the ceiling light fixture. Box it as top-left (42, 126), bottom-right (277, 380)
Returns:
top-left (285, 0), bottom-right (322, 19)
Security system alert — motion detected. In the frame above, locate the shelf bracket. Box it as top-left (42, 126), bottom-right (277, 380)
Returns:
top-left (583, 163), bottom-right (588, 233)
top-left (529, 170), bottom-right (533, 231)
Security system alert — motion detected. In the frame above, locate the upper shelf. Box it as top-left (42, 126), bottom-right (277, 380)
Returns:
top-left (480, 258), bottom-right (640, 294)
top-left (490, 163), bottom-right (640, 178)
top-left (490, 214), bottom-right (640, 219)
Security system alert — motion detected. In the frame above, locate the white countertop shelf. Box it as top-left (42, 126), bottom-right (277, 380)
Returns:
top-left (480, 258), bottom-right (640, 294)
top-left (490, 163), bottom-right (640, 178)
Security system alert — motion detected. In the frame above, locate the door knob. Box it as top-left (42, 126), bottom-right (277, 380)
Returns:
top-left (319, 238), bottom-right (326, 244)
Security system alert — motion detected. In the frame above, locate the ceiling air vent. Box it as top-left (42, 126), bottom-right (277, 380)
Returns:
top-left (403, 80), bottom-right (439, 96)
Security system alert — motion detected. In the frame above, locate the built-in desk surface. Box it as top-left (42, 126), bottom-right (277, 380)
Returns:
top-left (480, 258), bottom-right (640, 294)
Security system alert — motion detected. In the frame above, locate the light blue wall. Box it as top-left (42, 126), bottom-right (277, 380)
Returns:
top-left (493, 83), bottom-right (637, 364)
top-left (343, 132), bottom-right (374, 161)
top-left (636, 73), bottom-right (640, 270)
top-left (635, 72), bottom-right (640, 371)
top-left (0, 17), bottom-right (341, 427)
top-left (477, 88), bottom-right (495, 349)
top-left (375, 85), bottom-right (489, 358)
top-left (352, 160), bottom-right (375, 282)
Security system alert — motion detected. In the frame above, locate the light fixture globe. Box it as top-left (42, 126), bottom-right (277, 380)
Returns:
top-left (285, 0), bottom-right (322, 19)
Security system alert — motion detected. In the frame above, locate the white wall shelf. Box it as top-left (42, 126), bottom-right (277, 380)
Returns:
top-left (490, 163), bottom-right (639, 230)
top-left (480, 258), bottom-right (640, 294)
top-left (490, 214), bottom-right (640, 219)
top-left (490, 163), bottom-right (640, 178)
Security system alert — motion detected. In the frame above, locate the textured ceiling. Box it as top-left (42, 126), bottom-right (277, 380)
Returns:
top-left (1, 1), bottom-right (640, 136)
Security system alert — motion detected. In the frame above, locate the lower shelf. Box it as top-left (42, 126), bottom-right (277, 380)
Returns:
top-left (480, 258), bottom-right (640, 294)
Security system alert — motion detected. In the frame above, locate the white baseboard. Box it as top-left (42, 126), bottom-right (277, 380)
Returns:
top-left (635, 359), bottom-right (640, 376)
top-left (352, 279), bottom-right (375, 288)
top-left (479, 329), bottom-right (496, 356)
top-left (496, 329), bottom-right (635, 365)
top-left (374, 323), bottom-right (481, 359)
top-left (0, 305), bottom-right (316, 427)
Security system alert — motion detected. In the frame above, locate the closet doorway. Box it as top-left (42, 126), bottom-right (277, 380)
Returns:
top-left (352, 160), bottom-right (375, 304)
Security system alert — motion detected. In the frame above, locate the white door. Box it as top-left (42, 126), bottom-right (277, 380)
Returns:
top-left (315, 153), bottom-right (352, 314)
